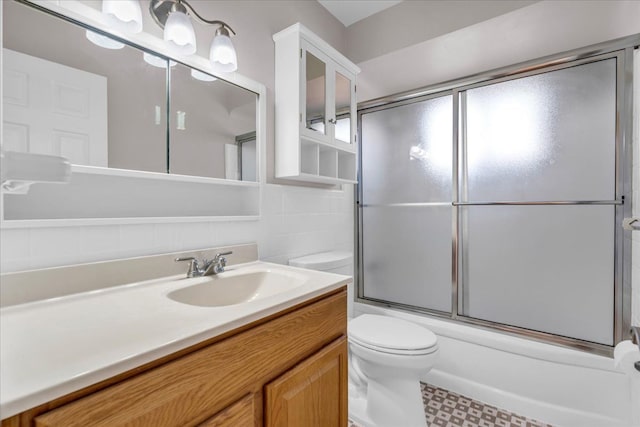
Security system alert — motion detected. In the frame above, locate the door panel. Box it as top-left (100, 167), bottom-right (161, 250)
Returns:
top-left (2, 48), bottom-right (108, 167)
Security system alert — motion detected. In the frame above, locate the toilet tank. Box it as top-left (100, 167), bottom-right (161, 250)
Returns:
top-left (289, 251), bottom-right (354, 317)
top-left (288, 251), bottom-right (353, 275)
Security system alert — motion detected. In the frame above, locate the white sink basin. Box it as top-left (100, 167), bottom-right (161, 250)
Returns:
top-left (167, 270), bottom-right (307, 307)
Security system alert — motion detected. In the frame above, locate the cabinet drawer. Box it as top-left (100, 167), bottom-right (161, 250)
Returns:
top-left (34, 290), bottom-right (346, 427)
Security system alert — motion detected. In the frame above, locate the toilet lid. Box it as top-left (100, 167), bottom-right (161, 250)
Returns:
top-left (348, 314), bottom-right (437, 352)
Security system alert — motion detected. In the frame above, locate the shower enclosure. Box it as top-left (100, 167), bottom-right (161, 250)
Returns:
top-left (356, 39), bottom-right (637, 354)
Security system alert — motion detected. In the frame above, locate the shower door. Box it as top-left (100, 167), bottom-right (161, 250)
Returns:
top-left (359, 94), bottom-right (453, 313)
top-left (458, 58), bottom-right (618, 345)
top-left (357, 47), bottom-right (632, 351)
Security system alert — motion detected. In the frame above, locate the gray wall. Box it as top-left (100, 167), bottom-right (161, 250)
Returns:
top-left (351, 0), bottom-right (640, 101)
top-left (345, 0), bottom-right (537, 63)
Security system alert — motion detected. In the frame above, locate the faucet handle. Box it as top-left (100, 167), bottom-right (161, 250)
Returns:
top-left (212, 251), bottom-right (232, 273)
top-left (214, 251), bottom-right (233, 260)
top-left (175, 257), bottom-right (200, 277)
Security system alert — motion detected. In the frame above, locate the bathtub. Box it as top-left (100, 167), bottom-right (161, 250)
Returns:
top-left (354, 303), bottom-right (639, 427)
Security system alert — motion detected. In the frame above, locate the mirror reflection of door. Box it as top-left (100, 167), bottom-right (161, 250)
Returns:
top-left (227, 132), bottom-right (257, 182)
top-left (305, 51), bottom-right (326, 135)
top-left (3, 48), bottom-right (108, 167)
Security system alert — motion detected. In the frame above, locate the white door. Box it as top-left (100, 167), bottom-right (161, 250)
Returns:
top-left (2, 48), bottom-right (108, 166)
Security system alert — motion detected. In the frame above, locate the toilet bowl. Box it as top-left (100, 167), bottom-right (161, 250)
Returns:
top-left (348, 314), bottom-right (438, 427)
top-left (288, 252), bottom-right (438, 427)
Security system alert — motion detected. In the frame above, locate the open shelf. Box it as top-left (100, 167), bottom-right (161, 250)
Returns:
top-left (300, 140), bottom-right (319, 175)
top-left (338, 151), bottom-right (356, 181)
top-left (319, 146), bottom-right (337, 178)
top-left (288, 136), bottom-right (356, 184)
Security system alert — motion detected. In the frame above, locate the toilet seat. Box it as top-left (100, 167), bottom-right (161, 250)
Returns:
top-left (349, 314), bottom-right (438, 355)
top-left (349, 336), bottom-right (437, 356)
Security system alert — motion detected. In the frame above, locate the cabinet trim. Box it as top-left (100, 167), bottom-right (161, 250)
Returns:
top-left (273, 23), bottom-right (360, 75)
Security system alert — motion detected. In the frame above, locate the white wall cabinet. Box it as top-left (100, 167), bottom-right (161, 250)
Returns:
top-left (274, 24), bottom-right (360, 184)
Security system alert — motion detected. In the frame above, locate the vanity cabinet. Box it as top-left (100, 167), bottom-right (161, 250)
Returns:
top-left (274, 23), bottom-right (360, 184)
top-left (2, 289), bottom-right (347, 427)
top-left (265, 338), bottom-right (347, 426)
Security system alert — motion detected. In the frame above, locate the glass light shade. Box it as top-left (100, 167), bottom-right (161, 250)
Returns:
top-left (143, 52), bottom-right (176, 68)
top-left (209, 33), bottom-right (237, 73)
top-left (191, 69), bottom-right (217, 82)
top-left (164, 11), bottom-right (197, 55)
top-left (102, 0), bottom-right (143, 34)
top-left (85, 30), bottom-right (125, 50)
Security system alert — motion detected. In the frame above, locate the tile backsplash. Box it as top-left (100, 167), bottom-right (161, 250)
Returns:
top-left (0, 184), bottom-right (354, 273)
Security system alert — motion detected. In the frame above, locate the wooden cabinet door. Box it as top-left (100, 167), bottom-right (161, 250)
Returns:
top-left (198, 394), bottom-right (257, 427)
top-left (265, 337), bottom-right (347, 427)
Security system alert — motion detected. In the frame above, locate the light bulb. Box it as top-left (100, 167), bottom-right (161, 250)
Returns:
top-left (164, 11), bottom-right (197, 55)
top-left (209, 28), bottom-right (237, 73)
top-left (102, 0), bottom-right (143, 34)
top-left (85, 30), bottom-right (125, 50)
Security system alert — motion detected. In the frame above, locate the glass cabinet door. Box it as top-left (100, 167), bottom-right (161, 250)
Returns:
top-left (334, 70), bottom-right (352, 144)
top-left (304, 49), bottom-right (327, 136)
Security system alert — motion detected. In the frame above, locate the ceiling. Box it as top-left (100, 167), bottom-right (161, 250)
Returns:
top-left (317, 0), bottom-right (403, 27)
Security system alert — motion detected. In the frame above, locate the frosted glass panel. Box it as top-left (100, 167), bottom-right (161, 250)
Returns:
top-left (462, 205), bottom-right (614, 345)
top-left (362, 206), bottom-right (452, 312)
top-left (361, 95), bottom-right (452, 204)
top-left (465, 59), bottom-right (616, 201)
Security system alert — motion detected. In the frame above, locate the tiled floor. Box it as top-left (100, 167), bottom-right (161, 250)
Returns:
top-left (348, 383), bottom-right (553, 427)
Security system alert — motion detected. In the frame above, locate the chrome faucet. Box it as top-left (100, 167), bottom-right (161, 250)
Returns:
top-left (175, 251), bottom-right (233, 277)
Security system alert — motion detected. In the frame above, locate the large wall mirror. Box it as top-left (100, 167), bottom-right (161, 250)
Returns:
top-left (2, 0), bottom-right (258, 183)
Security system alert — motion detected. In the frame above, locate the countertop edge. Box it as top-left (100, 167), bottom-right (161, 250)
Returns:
top-left (0, 276), bottom-right (349, 420)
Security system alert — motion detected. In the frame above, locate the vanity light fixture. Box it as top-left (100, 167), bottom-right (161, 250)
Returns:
top-left (162, 2), bottom-right (197, 55)
top-left (86, 1), bottom-right (143, 49)
top-left (102, 0), bottom-right (143, 34)
top-left (150, 0), bottom-right (238, 72)
top-left (209, 26), bottom-right (237, 73)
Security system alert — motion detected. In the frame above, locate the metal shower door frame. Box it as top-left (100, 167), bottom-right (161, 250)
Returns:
top-left (355, 35), bottom-right (638, 356)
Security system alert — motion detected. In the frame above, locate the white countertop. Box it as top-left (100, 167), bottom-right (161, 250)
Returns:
top-left (0, 261), bottom-right (349, 419)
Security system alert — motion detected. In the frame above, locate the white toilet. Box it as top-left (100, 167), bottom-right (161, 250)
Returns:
top-left (348, 314), bottom-right (438, 427)
top-left (289, 252), bottom-right (439, 427)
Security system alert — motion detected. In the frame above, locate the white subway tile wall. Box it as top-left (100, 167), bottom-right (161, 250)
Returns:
top-left (0, 184), bottom-right (354, 274)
